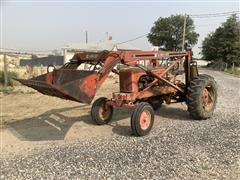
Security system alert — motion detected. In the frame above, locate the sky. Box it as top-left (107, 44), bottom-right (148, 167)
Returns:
top-left (1, 0), bottom-right (240, 57)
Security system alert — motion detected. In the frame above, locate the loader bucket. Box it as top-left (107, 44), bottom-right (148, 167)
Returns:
top-left (15, 69), bottom-right (99, 104)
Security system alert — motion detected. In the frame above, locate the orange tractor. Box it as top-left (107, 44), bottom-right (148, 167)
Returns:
top-left (16, 49), bottom-right (217, 136)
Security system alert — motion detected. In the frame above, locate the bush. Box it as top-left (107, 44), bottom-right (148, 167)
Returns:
top-left (0, 71), bottom-right (18, 86)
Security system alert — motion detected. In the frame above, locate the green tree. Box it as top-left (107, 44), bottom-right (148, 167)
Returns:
top-left (202, 14), bottom-right (240, 66)
top-left (147, 15), bottom-right (199, 51)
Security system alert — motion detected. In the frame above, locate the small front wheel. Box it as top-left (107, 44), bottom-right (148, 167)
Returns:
top-left (131, 102), bottom-right (154, 136)
top-left (91, 97), bottom-right (113, 125)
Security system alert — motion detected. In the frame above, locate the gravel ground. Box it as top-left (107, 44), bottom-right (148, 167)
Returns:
top-left (1, 70), bottom-right (240, 179)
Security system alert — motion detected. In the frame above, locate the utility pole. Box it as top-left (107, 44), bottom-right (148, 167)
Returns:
top-left (84, 31), bottom-right (88, 70)
top-left (179, 14), bottom-right (187, 71)
top-left (3, 53), bottom-right (8, 87)
top-left (106, 32), bottom-right (108, 40)
top-left (182, 14), bottom-right (187, 51)
top-left (85, 31), bottom-right (88, 44)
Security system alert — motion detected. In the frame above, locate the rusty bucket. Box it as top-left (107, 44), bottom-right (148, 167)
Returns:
top-left (15, 69), bottom-right (99, 104)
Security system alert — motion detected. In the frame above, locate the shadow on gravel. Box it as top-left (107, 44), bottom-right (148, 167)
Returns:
top-left (111, 125), bottom-right (132, 137)
top-left (77, 108), bottom-right (133, 137)
top-left (156, 105), bottom-right (192, 121)
top-left (7, 105), bottom-right (132, 141)
top-left (7, 104), bottom-right (192, 141)
top-left (83, 108), bottom-right (132, 125)
top-left (8, 105), bottom-right (87, 141)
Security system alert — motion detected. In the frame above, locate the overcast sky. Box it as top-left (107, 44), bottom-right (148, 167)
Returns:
top-left (1, 0), bottom-right (239, 57)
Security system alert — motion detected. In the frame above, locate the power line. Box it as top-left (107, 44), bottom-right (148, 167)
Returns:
top-left (116, 33), bottom-right (148, 45)
top-left (0, 48), bottom-right (55, 52)
top-left (190, 11), bottom-right (240, 18)
top-left (191, 13), bottom-right (240, 18)
top-left (115, 31), bottom-right (169, 45)
top-left (190, 10), bottom-right (240, 16)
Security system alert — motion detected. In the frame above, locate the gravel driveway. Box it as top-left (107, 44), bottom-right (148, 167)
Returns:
top-left (1, 70), bottom-right (239, 179)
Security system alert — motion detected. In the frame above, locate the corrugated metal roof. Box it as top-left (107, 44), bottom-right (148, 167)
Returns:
top-left (63, 40), bottom-right (140, 51)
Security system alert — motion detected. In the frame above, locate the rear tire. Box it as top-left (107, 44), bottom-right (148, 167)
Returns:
top-left (91, 97), bottom-right (113, 125)
top-left (186, 74), bottom-right (217, 120)
top-left (131, 102), bottom-right (154, 136)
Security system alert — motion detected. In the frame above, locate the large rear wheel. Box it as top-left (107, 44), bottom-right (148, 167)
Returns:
top-left (186, 74), bottom-right (217, 120)
top-left (131, 102), bottom-right (154, 136)
top-left (91, 97), bottom-right (113, 125)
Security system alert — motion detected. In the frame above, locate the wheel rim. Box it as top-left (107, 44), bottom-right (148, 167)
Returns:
top-left (202, 85), bottom-right (215, 112)
top-left (140, 110), bottom-right (151, 130)
top-left (99, 104), bottom-right (111, 120)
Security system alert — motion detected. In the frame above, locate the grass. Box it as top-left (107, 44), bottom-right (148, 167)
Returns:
top-left (0, 71), bottom-right (18, 86)
top-left (224, 67), bottom-right (240, 77)
top-left (0, 87), bottom-right (15, 95)
top-left (0, 86), bottom-right (36, 95)
top-left (0, 70), bottom-right (36, 95)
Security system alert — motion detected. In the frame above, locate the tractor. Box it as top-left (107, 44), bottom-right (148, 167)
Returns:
top-left (16, 49), bottom-right (217, 136)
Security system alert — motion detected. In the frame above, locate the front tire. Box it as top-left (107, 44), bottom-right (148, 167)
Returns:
top-left (131, 102), bottom-right (154, 136)
top-left (91, 97), bottom-right (113, 125)
top-left (186, 74), bottom-right (217, 120)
